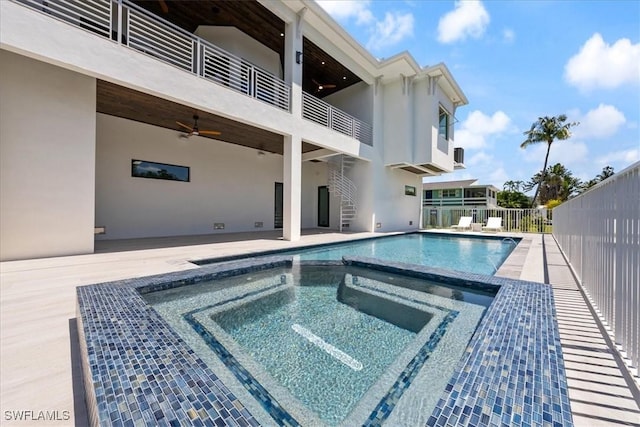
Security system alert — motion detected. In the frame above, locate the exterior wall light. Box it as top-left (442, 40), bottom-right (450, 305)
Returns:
top-left (296, 51), bottom-right (303, 64)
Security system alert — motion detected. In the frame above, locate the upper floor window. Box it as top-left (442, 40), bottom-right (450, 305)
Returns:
top-left (464, 188), bottom-right (487, 199)
top-left (442, 189), bottom-right (457, 198)
top-left (439, 107), bottom-right (450, 140)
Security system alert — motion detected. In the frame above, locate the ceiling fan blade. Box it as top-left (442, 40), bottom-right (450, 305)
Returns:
top-left (324, 84), bottom-right (337, 89)
top-left (199, 130), bottom-right (222, 136)
top-left (158, 0), bottom-right (169, 14)
top-left (312, 78), bottom-right (320, 86)
top-left (176, 121), bottom-right (193, 131)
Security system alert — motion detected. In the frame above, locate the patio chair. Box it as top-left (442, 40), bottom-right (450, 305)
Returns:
top-left (451, 216), bottom-right (473, 231)
top-left (482, 217), bottom-right (503, 232)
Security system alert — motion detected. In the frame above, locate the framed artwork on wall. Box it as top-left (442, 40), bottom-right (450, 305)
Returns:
top-left (131, 159), bottom-right (190, 182)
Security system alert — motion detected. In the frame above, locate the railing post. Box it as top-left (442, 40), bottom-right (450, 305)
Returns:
top-left (249, 66), bottom-right (256, 98)
top-left (117, 0), bottom-right (123, 45)
top-left (195, 39), bottom-right (201, 76)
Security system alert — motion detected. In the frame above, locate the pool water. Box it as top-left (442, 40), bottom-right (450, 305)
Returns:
top-left (145, 264), bottom-right (493, 425)
top-left (195, 233), bottom-right (519, 276)
top-left (291, 234), bottom-right (517, 275)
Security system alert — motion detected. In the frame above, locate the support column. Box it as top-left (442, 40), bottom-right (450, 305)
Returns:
top-left (283, 134), bottom-right (302, 241)
top-left (284, 9), bottom-right (304, 118)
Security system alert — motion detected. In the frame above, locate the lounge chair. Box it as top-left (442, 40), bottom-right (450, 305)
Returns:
top-left (451, 216), bottom-right (473, 231)
top-left (482, 217), bottom-right (503, 232)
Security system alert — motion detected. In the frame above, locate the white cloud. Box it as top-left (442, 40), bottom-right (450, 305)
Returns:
top-left (502, 28), bottom-right (515, 43)
top-left (522, 140), bottom-right (589, 168)
top-left (455, 110), bottom-right (511, 149)
top-left (595, 148), bottom-right (640, 167)
top-left (574, 104), bottom-right (626, 139)
top-left (467, 151), bottom-right (494, 166)
top-left (565, 33), bottom-right (640, 91)
top-left (316, 1), bottom-right (373, 25)
top-left (437, 0), bottom-right (490, 44)
top-left (317, 1), bottom-right (413, 51)
top-left (489, 167), bottom-right (509, 185)
top-left (367, 12), bottom-right (414, 50)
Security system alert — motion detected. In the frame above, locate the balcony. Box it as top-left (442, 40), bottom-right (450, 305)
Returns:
top-left (14, 0), bottom-right (290, 111)
top-left (302, 92), bottom-right (373, 146)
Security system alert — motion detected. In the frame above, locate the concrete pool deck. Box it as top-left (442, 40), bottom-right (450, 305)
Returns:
top-left (1, 230), bottom-right (638, 426)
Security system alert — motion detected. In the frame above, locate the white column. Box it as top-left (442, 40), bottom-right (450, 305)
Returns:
top-left (284, 10), bottom-right (304, 118)
top-left (283, 134), bottom-right (302, 241)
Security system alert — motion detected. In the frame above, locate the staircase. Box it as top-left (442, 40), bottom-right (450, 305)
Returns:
top-left (328, 155), bottom-right (357, 231)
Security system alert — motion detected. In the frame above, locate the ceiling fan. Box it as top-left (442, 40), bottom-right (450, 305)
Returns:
top-left (313, 78), bottom-right (336, 93)
top-left (176, 115), bottom-right (221, 138)
top-left (158, 0), bottom-right (169, 14)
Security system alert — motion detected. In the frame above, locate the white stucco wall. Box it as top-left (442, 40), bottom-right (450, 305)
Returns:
top-left (382, 80), bottom-right (413, 165)
top-left (322, 82), bottom-right (373, 125)
top-left (372, 168), bottom-right (422, 232)
top-left (194, 26), bottom-right (282, 78)
top-left (413, 79), bottom-right (454, 171)
top-left (0, 50), bottom-right (96, 261)
top-left (95, 114), bottom-right (285, 239)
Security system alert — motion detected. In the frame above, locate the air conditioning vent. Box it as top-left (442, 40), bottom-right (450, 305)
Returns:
top-left (454, 147), bottom-right (464, 164)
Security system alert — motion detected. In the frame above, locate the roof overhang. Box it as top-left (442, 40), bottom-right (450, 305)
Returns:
top-left (387, 162), bottom-right (449, 176)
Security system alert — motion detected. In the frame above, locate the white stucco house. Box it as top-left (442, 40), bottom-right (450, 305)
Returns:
top-left (0, 0), bottom-right (468, 261)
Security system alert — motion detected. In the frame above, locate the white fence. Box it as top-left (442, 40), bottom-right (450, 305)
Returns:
top-left (421, 207), bottom-right (552, 233)
top-left (553, 162), bottom-right (639, 373)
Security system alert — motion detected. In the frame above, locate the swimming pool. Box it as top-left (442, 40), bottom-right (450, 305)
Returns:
top-left (76, 241), bottom-right (573, 426)
top-left (195, 233), bottom-right (520, 276)
top-left (144, 264), bottom-right (494, 425)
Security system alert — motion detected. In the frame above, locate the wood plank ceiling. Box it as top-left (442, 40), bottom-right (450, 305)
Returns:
top-left (131, 0), bottom-right (362, 97)
top-left (96, 80), bottom-right (321, 154)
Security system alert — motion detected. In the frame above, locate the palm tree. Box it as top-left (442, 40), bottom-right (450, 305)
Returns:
top-left (597, 165), bottom-right (615, 181)
top-left (521, 115), bottom-right (578, 207)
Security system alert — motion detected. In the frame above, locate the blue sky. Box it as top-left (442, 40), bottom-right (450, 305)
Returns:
top-left (317, 0), bottom-right (640, 191)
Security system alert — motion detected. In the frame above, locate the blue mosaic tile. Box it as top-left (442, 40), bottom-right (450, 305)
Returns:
top-left (341, 256), bottom-right (573, 427)
top-left (77, 257), bottom-right (291, 427)
top-left (77, 252), bottom-right (573, 427)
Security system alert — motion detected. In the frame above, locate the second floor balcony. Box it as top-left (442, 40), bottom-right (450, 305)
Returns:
top-left (13, 0), bottom-right (373, 145)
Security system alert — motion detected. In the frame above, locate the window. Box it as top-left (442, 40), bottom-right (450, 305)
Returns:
top-left (442, 189), bottom-right (457, 198)
top-left (424, 190), bottom-right (433, 200)
top-left (439, 107), bottom-right (450, 140)
top-left (405, 185), bottom-right (417, 196)
top-left (464, 188), bottom-right (486, 198)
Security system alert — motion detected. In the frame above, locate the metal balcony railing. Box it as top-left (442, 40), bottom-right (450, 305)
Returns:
top-left (302, 92), bottom-right (373, 145)
top-left (13, 0), bottom-right (290, 112)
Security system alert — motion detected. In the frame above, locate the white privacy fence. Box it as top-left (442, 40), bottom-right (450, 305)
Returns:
top-left (14, 0), bottom-right (291, 112)
top-left (553, 162), bottom-right (639, 373)
top-left (421, 207), bottom-right (553, 233)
